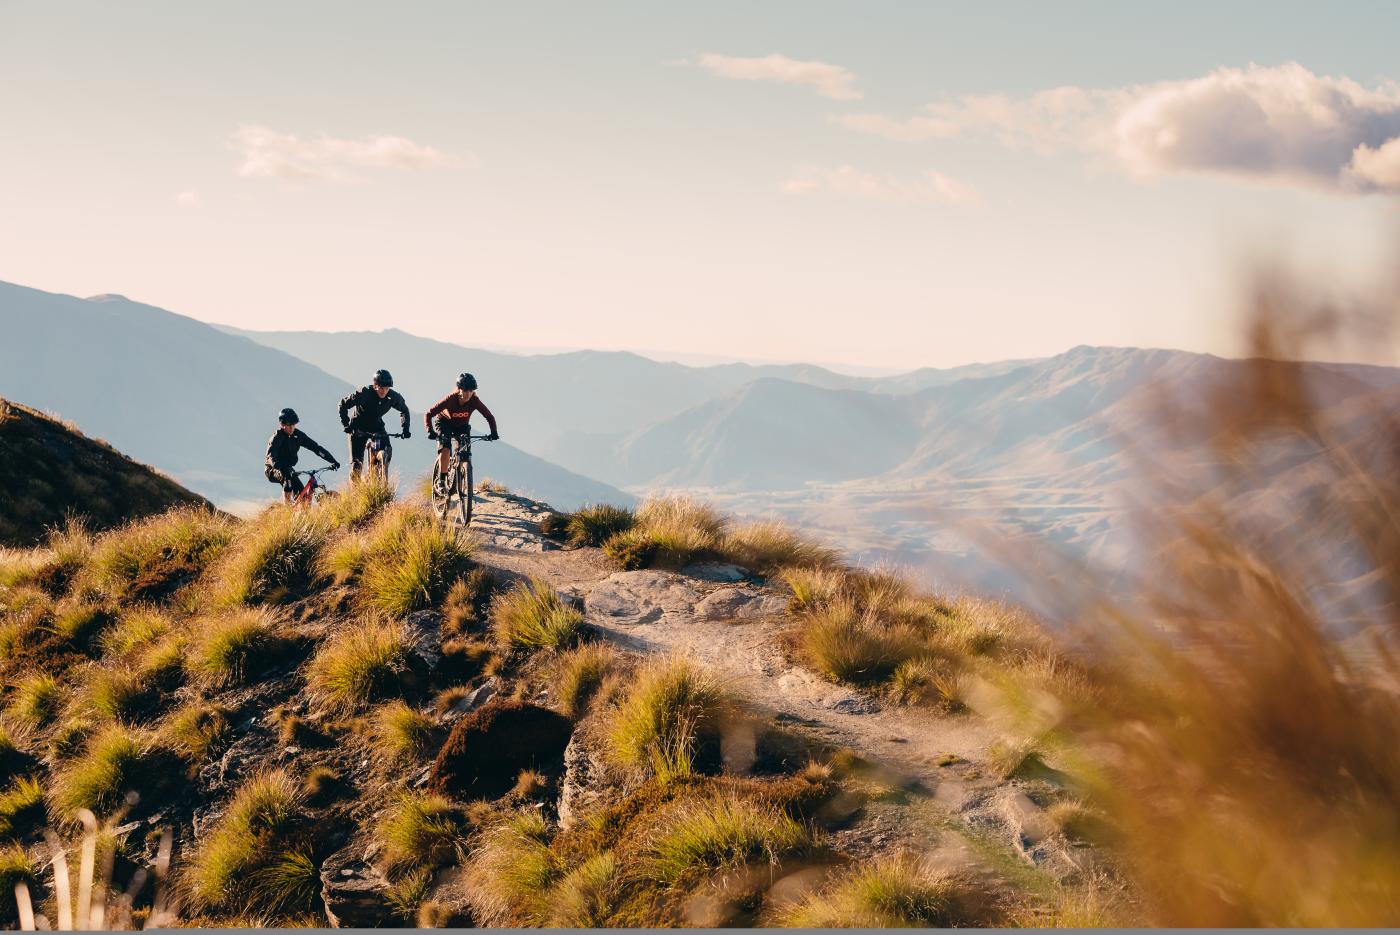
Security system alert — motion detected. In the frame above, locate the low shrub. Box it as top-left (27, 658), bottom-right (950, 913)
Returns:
top-left (491, 578), bottom-right (584, 652)
top-left (308, 618), bottom-right (417, 709)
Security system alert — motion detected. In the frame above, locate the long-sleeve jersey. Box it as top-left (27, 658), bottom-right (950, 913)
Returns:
top-left (338, 385), bottom-right (410, 433)
top-left (265, 428), bottom-right (335, 470)
top-left (424, 391), bottom-right (497, 435)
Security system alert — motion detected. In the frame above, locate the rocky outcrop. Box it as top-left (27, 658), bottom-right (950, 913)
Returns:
top-left (320, 847), bottom-right (394, 929)
top-left (585, 569), bottom-right (786, 627)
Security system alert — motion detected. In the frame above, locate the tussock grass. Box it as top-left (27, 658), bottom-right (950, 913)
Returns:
top-left (644, 793), bottom-right (810, 884)
top-left (317, 536), bottom-right (366, 584)
top-left (441, 568), bottom-right (497, 636)
top-left (604, 657), bottom-right (729, 775)
top-left (89, 667), bottom-right (149, 722)
top-left (188, 607), bottom-right (292, 688)
top-left (45, 516), bottom-right (95, 585)
top-left (491, 578), bottom-right (584, 651)
top-left (209, 507), bottom-right (331, 605)
top-left (721, 521), bottom-right (842, 574)
top-left (357, 507), bottom-right (474, 616)
top-left (467, 810), bottom-right (562, 925)
top-left (316, 473), bottom-right (394, 529)
top-left (303, 766), bottom-right (343, 803)
top-left (308, 617), bottom-right (417, 709)
top-left (163, 702), bottom-right (230, 766)
top-left (247, 849), bottom-right (321, 918)
top-left (50, 723), bottom-right (156, 817)
top-left (83, 506), bottom-right (234, 600)
top-left (6, 671), bottom-right (63, 730)
top-left (0, 549), bottom-right (48, 589)
top-left (47, 718), bottom-right (92, 761)
top-left (773, 853), bottom-right (978, 927)
top-left (50, 598), bottom-right (115, 645)
top-left (184, 770), bottom-right (310, 915)
top-left (537, 511), bottom-right (571, 541)
top-left (547, 851), bottom-right (619, 926)
top-left (0, 776), bottom-right (44, 837)
top-left (99, 606), bottom-right (175, 657)
top-left (0, 843), bottom-right (36, 922)
top-left (377, 791), bottom-right (464, 871)
top-left (801, 597), bottom-right (921, 684)
top-left (602, 496), bottom-right (728, 570)
top-left (552, 643), bottom-right (623, 718)
top-left (372, 701), bottom-right (436, 761)
top-left (1047, 799), bottom-right (1110, 844)
top-left (890, 657), bottom-right (965, 711)
top-left (565, 504), bottom-right (635, 548)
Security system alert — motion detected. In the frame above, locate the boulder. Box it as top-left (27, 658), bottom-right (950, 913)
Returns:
top-left (320, 847), bottom-right (393, 928)
top-left (430, 700), bottom-right (573, 800)
top-left (585, 570), bottom-right (706, 626)
top-left (695, 587), bottom-right (789, 621)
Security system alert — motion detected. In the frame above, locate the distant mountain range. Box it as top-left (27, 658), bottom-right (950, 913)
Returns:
top-left (0, 281), bottom-right (633, 511)
top-left (8, 277), bottom-right (1398, 624)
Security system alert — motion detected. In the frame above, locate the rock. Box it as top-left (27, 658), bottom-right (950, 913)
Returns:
top-left (584, 570), bottom-right (705, 626)
top-left (680, 562), bottom-right (749, 582)
top-left (320, 847), bottom-right (393, 928)
top-left (448, 677), bottom-right (497, 714)
top-left (556, 728), bottom-right (613, 830)
top-left (695, 587), bottom-right (788, 621)
top-left (431, 700), bottom-right (573, 800)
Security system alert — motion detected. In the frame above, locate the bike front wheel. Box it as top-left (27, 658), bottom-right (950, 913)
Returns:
top-left (459, 458), bottom-right (473, 526)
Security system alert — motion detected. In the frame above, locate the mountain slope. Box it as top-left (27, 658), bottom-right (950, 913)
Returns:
top-left (0, 281), bottom-right (633, 510)
top-left (0, 397), bottom-right (210, 545)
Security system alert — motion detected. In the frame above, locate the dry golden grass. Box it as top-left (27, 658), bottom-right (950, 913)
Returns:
top-left (772, 853), bottom-right (980, 927)
top-left (308, 617), bottom-right (418, 709)
top-left (490, 577), bottom-right (584, 652)
top-left (721, 520), bottom-right (843, 574)
top-left (603, 656), bottom-right (730, 777)
top-left (552, 642), bottom-right (624, 718)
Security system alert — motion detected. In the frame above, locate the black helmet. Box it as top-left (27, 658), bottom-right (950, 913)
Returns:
top-left (373, 369), bottom-right (394, 388)
top-left (278, 407), bottom-right (299, 425)
top-left (456, 372), bottom-right (478, 391)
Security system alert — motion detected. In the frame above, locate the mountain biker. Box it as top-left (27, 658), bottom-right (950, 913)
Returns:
top-left (265, 408), bottom-right (339, 502)
top-left (338, 368), bottom-right (411, 480)
top-left (426, 372), bottom-right (498, 488)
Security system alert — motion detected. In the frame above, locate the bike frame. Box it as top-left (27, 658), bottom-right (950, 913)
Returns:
top-left (288, 466), bottom-right (337, 506)
top-left (352, 429), bottom-right (406, 482)
top-left (432, 429), bottom-right (493, 526)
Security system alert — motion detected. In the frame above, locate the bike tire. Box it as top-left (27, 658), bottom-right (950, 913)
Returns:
top-left (460, 457), bottom-right (473, 526)
top-left (433, 463), bottom-right (451, 525)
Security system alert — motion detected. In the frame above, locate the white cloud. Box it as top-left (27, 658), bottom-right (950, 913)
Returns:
top-left (174, 191), bottom-right (203, 208)
top-left (231, 124), bottom-right (462, 181)
top-left (836, 63), bottom-right (1400, 194)
top-left (697, 52), bottom-right (861, 101)
top-left (782, 165), bottom-right (979, 205)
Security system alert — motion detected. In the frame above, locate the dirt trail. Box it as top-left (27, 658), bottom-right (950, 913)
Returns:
top-left (461, 490), bottom-right (1082, 880)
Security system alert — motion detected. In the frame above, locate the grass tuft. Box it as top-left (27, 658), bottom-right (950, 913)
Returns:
top-left (491, 578), bottom-right (584, 652)
top-left (552, 643), bottom-right (623, 718)
top-left (355, 506), bottom-right (474, 617)
top-left (50, 723), bottom-right (156, 817)
top-left (644, 793), bottom-right (810, 885)
top-left (163, 702), bottom-right (231, 766)
top-left (99, 606), bottom-right (176, 657)
top-left (565, 504), bottom-right (635, 548)
top-left (188, 607), bottom-right (292, 687)
top-left (83, 506), bottom-right (234, 601)
top-left (51, 599), bottom-right (115, 646)
top-left (773, 853), bottom-right (978, 927)
top-left (801, 597), bottom-right (921, 684)
top-left (308, 617), bottom-right (417, 709)
top-left (467, 810), bottom-right (561, 925)
top-left (604, 657), bottom-right (729, 775)
top-left (721, 521), bottom-right (842, 574)
top-left (377, 791), bottom-right (465, 871)
top-left (372, 701), bottom-right (437, 761)
top-left (210, 507), bottom-right (331, 605)
top-left (441, 568), bottom-right (497, 636)
top-left (6, 672), bottom-right (63, 730)
top-left (0, 776), bottom-right (45, 837)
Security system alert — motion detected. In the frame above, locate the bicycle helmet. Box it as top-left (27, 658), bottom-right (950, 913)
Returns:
top-left (456, 372), bottom-right (478, 391)
top-left (373, 369), bottom-right (394, 388)
top-left (278, 407), bottom-right (300, 425)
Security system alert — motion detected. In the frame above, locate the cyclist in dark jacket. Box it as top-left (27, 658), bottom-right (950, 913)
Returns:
top-left (266, 408), bottom-right (339, 502)
top-left (339, 368), bottom-right (411, 480)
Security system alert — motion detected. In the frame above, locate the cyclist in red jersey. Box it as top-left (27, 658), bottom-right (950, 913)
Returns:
top-left (425, 373), bottom-right (499, 490)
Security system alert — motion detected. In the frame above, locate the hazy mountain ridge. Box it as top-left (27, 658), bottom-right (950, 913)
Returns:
top-left (0, 282), bottom-right (634, 511)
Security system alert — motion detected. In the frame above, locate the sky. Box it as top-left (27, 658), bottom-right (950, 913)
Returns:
top-left (2, 1), bottom-right (1399, 371)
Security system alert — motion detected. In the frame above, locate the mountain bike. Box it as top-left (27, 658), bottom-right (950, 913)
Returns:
top-left (287, 466), bottom-right (338, 506)
top-left (352, 430), bottom-right (406, 484)
top-left (432, 431), bottom-right (495, 526)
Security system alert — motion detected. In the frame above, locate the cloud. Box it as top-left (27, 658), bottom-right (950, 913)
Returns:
top-left (697, 52), bottom-right (861, 101)
top-left (836, 63), bottom-right (1400, 194)
top-left (782, 165), bottom-right (979, 205)
top-left (231, 125), bottom-right (462, 181)
top-left (174, 191), bottom-right (203, 209)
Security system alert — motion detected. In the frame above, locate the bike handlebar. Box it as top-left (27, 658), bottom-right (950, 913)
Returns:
top-left (351, 430), bottom-right (408, 438)
top-left (294, 466), bottom-right (339, 477)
